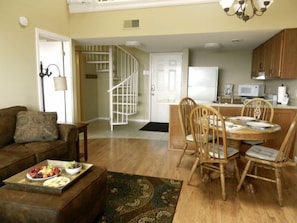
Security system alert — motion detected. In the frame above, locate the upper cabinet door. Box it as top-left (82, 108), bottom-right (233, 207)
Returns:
top-left (251, 28), bottom-right (297, 80)
top-left (270, 31), bottom-right (282, 78)
top-left (251, 45), bottom-right (264, 78)
top-left (281, 29), bottom-right (297, 79)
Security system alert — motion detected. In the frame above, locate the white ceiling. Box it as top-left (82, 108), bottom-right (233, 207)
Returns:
top-left (74, 29), bottom-right (281, 53)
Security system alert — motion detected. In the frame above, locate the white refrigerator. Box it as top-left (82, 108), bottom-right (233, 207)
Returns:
top-left (188, 66), bottom-right (219, 102)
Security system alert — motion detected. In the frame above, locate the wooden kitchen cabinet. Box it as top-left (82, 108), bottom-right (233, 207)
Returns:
top-left (263, 33), bottom-right (282, 78)
top-left (216, 106), bottom-right (241, 117)
top-left (280, 28), bottom-right (297, 79)
top-left (251, 28), bottom-right (297, 79)
top-left (265, 108), bottom-right (296, 147)
top-left (251, 38), bottom-right (280, 79)
top-left (168, 105), bottom-right (243, 151)
top-left (251, 44), bottom-right (264, 78)
top-left (269, 31), bottom-right (282, 78)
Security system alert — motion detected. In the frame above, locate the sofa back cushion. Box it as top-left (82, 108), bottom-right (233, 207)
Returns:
top-left (14, 111), bottom-right (58, 143)
top-left (0, 106), bottom-right (27, 148)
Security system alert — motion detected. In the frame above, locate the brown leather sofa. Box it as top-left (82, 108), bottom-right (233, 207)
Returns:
top-left (0, 106), bottom-right (78, 185)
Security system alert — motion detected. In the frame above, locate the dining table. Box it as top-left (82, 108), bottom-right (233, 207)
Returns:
top-left (221, 116), bottom-right (281, 150)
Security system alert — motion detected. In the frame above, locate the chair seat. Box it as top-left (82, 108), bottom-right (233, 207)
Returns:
top-left (237, 113), bottom-right (297, 206)
top-left (209, 145), bottom-right (238, 159)
top-left (187, 134), bottom-right (212, 142)
top-left (246, 145), bottom-right (278, 161)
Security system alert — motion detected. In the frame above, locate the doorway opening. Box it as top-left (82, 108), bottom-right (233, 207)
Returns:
top-left (35, 28), bottom-right (74, 123)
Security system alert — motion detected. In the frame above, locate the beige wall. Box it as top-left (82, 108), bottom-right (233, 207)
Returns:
top-left (0, 0), bottom-right (69, 110)
top-left (189, 50), bottom-right (262, 95)
top-left (1, 0), bottom-right (297, 117)
top-left (69, 0), bottom-right (297, 40)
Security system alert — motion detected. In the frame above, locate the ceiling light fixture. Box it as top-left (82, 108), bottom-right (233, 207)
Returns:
top-left (219, 0), bottom-right (273, 22)
top-left (125, 41), bottom-right (141, 47)
top-left (204, 42), bottom-right (221, 49)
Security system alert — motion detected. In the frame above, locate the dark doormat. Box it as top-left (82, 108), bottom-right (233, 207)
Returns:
top-left (139, 122), bottom-right (169, 132)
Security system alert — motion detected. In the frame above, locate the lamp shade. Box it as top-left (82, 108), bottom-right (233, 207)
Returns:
top-left (257, 0), bottom-right (273, 8)
top-left (219, 0), bottom-right (234, 9)
top-left (54, 76), bottom-right (67, 91)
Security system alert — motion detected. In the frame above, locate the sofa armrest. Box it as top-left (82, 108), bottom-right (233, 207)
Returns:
top-left (58, 124), bottom-right (78, 142)
top-left (58, 124), bottom-right (79, 161)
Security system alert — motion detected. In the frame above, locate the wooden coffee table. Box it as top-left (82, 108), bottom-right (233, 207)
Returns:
top-left (0, 165), bottom-right (107, 223)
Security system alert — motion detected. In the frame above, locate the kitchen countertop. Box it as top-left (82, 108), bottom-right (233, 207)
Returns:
top-left (211, 103), bottom-right (297, 109)
top-left (164, 100), bottom-right (297, 109)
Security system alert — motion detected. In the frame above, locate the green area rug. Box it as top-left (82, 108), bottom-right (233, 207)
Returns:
top-left (94, 172), bottom-right (183, 223)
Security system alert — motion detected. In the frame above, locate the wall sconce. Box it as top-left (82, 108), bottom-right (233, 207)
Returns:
top-left (39, 61), bottom-right (67, 112)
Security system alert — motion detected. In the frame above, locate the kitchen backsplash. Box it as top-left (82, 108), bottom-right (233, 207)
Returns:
top-left (265, 79), bottom-right (297, 106)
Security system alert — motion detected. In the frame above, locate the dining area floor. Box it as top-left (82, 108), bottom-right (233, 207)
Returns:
top-left (83, 119), bottom-right (297, 223)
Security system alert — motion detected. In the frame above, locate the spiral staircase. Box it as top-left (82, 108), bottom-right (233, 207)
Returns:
top-left (82, 45), bottom-right (139, 131)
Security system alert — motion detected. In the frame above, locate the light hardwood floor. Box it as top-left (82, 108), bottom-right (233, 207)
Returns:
top-left (81, 121), bottom-right (297, 223)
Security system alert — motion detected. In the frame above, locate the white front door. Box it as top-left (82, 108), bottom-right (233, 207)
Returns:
top-left (150, 53), bottom-right (182, 123)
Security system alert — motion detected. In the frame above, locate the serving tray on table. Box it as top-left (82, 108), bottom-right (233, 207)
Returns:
top-left (3, 159), bottom-right (93, 194)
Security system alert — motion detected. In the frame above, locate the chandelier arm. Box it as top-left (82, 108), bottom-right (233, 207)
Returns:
top-left (220, 0), bottom-right (272, 22)
top-left (224, 10), bottom-right (239, 17)
top-left (251, 0), bottom-right (265, 16)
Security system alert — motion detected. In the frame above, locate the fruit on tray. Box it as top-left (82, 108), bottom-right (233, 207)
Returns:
top-left (65, 161), bottom-right (81, 169)
top-left (28, 165), bottom-right (61, 179)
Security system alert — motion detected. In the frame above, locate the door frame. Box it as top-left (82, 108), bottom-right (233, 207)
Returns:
top-left (35, 28), bottom-right (74, 122)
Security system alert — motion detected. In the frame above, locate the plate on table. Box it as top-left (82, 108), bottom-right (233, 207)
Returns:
top-left (230, 116), bottom-right (256, 121)
top-left (43, 176), bottom-right (70, 188)
top-left (224, 121), bottom-right (234, 127)
top-left (210, 120), bottom-right (234, 128)
top-left (216, 121), bottom-right (234, 127)
top-left (246, 121), bottom-right (274, 128)
top-left (26, 165), bottom-right (62, 181)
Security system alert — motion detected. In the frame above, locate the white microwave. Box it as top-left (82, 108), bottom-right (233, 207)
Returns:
top-left (238, 84), bottom-right (265, 97)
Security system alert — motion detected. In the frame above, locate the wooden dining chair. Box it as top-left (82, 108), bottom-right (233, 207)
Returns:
top-left (176, 97), bottom-right (197, 167)
top-left (241, 98), bottom-right (275, 147)
top-left (237, 113), bottom-right (297, 206)
top-left (241, 98), bottom-right (274, 122)
top-left (188, 105), bottom-right (240, 200)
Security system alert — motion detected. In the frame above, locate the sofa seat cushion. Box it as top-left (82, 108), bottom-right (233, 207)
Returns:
top-left (21, 140), bottom-right (69, 163)
top-left (14, 111), bottom-right (58, 143)
top-left (0, 144), bottom-right (36, 184)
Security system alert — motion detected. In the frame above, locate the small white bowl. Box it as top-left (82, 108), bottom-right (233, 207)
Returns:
top-left (65, 165), bottom-right (82, 175)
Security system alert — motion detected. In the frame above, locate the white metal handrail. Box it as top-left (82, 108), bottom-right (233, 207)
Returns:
top-left (108, 46), bottom-right (139, 131)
